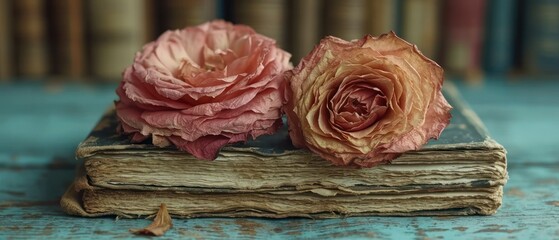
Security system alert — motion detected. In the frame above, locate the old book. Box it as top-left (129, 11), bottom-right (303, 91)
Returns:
top-left (85, 0), bottom-right (148, 81)
top-left (441, 0), bottom-right (487, 81)
top-left (158, 0), bottom-right (218, 31)
top-left (367, 0), bottom-right (399, 36)
top-left (288, 0), bottom-right (322, 63)
top-left (521, 0), bottom-right (559, 74)
top-left (233, 0), bottom-right (287, 48)
top-left (13, 0), bottom-right (50, 78)
top-left (482, 0), bottom-right (518, 75)
top-left (401, 0), bottom-right (441, 60)
top-left (61, 83), bottom-right (507, 218)
top-left (47, 0), bottom-right (85, 78)
top-left (0, 0), bottom-right (13, 80)
top-left (323, 0), bottom-right (367, 41)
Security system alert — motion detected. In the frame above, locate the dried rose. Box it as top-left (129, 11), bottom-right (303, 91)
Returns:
top-left (284, 32), bottom-right (452, 167)
top-left (115, 20), bottom-right (291, 160)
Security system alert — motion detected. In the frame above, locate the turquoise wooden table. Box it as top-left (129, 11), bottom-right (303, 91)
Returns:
top-left (1, 77), bottom-right (558, 239)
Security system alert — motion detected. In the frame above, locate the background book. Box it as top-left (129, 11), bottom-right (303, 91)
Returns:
top-left (47, 0), bottom-right (85, 79)
top-left (0, 0), bottom-right (13, 80)
top-left (288, 0), bottom-right (322, 63)
top-left (13, 0), bottom-right (50, 78)
top-left (441, 0), bottom-right (487, 81)
top-left (400, 0), bottom-right (441, 60)
top-left (158, 0), bottom-right (218, 32)
top-left (521, 0), bottom-right (559, 74)
top-left (85, 0), bottom-right (150, 81)
top-left (367, 0), bottom-right (400, 36)
top-left (323, 0), bottom-right (367, 41)
top-left (232, 0), bottom-right (287, 48)
top-left (482, 0), bottom-right (518, 75)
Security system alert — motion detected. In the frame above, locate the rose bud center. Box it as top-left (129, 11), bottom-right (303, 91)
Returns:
top-left (177, 48), bottom-right (233, 78)
top-left (176, 34), bottom-right (249, 85)
top-left (329, 81), bottom-right (388, 132)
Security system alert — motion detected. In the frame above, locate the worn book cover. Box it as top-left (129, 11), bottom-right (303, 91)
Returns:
top-left (61, 83), bottom-right (507, 218)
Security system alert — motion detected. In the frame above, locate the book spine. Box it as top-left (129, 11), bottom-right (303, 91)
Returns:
top-left (233, 0), bottom-right (288, 48)
top-left (401, 0), bottom-right (441, 60)
top-left (323, 0), bottom-right (367, 41)
top-left (159, 0), bottom-right (218, 31)
top-left (0, 0), bottom-right (13, 80)
top-left (47, 0), bottom-right (85, 79)
top-left (367, 0), bottom-right (399, 36)
top-left (289, 0), bottom-right (321, 63)
top-left (143, 0), bottom-right (157, 42)
top-left (441, 0), bottom-right (487, 79)
top-left (522, 0), bottom-right (559, 74)
top-left (483, 0), bottom-right (518, 75)
top-left (85, 0), bottom-right (147, 81)
top-left (216, 0), bottom-right (225, 19)
top-left (13, 0), bottom-right (50, 78)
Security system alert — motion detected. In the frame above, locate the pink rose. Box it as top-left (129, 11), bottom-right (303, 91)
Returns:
top-left (115, 20), bottom-right (292, 160)
top-left (284, 32), bottom-right (452, 167)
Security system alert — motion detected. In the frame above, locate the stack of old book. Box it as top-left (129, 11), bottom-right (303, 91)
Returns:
top-left (61, 83), bottom-right (507, 218)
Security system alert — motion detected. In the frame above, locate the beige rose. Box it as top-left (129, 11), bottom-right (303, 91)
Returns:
top-left (284, 32), bottom-right (452, 167)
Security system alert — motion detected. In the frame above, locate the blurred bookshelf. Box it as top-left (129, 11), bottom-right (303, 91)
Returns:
top-left (0, 0), bottom-right (558, 83)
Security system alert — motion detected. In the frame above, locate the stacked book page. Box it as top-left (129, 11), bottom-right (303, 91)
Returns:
top-left (61, 83), bottom-right (507, 218)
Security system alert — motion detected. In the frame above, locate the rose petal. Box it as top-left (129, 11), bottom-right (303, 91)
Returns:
top-left (115, 20), bottom-right (292, 159)
top-left (130, 203), bottom-right (173, 236)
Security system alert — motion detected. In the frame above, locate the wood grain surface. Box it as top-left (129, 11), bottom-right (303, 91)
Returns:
top-left (0, 78), bottom-right (558, 239)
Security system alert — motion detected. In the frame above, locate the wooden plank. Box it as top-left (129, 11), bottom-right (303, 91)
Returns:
top-left (454, 78), bottom-right (559, 164)
top-left (0, 165), bottom-right (557, 239)
top-left (468, 105), bottom-right (559, 164)
top-left (455, 77), bottom-right (559, 106)
top-left (0, 82), bottom-right (117, 165)
top-left (0, 82), bottom-right (117, 112)
top-left (0, 168), bottom-right (74, 202)
top-left (0, 205), bottom-right (555, 239)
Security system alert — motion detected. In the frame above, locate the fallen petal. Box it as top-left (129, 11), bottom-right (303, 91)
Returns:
top-left (130, 203), bottom-right (173, 236)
